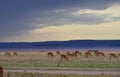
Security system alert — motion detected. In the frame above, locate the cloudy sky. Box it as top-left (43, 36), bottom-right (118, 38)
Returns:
top-left (0, 0), bottom-right (120, 42)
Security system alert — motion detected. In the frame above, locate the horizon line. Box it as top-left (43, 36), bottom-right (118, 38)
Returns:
top-left (0, 39), bottom-right (120, 43)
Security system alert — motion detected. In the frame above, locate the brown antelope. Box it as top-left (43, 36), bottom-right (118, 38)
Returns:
top-left (68, 53), bottom-right (75, 58)
top-left (0, 66), bottom-right (3, 77)
top-left (5, 52), bottom-right (12, 57)
top-left (47, 52), bottom-right (55, 58)
top-left (75, 51), bottom-right (80, 54)
top-left (95, 51), bottom-right (105, 57)
top-left (56, 51), bottom-right (60, 55)
top-left (66, 52), bottom-right (75, 58)
top-left (60, 54), bottom-right (69, 61)
top-left (74, 51), bottom-right (82, 57)
top-left (71, 52), bottom-right (77, 57)
top-left (84, 51), bottom-right (92, 58)
top-left (13, 52), bottom-right (18, 56)
top-left (66, 52), bottom-right (71, 56)
top-left (109, 53), bottom-right (118, 59)
top-left (79, 52), bottom-right (82, 57)
top-left (118, 53), bottom-right (120, 58)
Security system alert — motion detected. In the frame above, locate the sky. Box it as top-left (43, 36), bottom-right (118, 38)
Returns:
top-left (0, 0), bottom-right (120, 42)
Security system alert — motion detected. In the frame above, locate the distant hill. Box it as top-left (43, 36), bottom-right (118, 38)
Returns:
top-left (0, 40), bottom-right (120, 49)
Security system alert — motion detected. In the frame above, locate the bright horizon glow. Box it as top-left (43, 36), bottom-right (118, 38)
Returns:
top-left (5, 21), bottom-right (120, 42)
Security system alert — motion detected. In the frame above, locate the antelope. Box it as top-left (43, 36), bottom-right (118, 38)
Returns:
top-left (118, 53), bottom-right (120, 58)
top-left (95, 51), bottom-right (105, 57)
top-left (109, 53), bottom-right (118, 59)
top-left (75, 51), bottom-right (80, 54)
top-left (13, 52), bottom-right (18, 56)
top-left (84, 51), bottom-right (92, 58)
top-left (72, 52), bottom-right (77, 57)
top-left (66, 52), bottom-right (75, 58)
top-left (5, 52), bottom-right (12, 57)
top-left (79, 52), bottom-right (82, 57)
top-left (68, 53), bottom-right (75, 58)
top-left (66, 52), bottom-right (71, 56)
top-left (74, 51), bottom-right (82, 57)
top-left (0, 66), bottom-right (3, 77)
top-left (47, 52), bottom-right (55, 58)
top-left (56, 51), bottom-right (60, 55)
top-left (60, 54), bottom-right (69, 61)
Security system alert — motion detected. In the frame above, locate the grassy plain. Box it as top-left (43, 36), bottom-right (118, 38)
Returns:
top-left (0, 50), bottom-right (120, 68)
top-left (3, 72), bottom-right (120, 77)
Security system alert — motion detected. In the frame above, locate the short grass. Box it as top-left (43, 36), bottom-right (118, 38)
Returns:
top-left (3, 72), bottom-right (120, 77)
top-left (0, 51), bottom-right (120, 68)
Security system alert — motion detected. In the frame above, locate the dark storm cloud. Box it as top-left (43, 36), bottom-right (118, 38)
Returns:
top-left (0, 0), bottom-right (110, 10)
top-left (0, 0), bottom-right (120, 41)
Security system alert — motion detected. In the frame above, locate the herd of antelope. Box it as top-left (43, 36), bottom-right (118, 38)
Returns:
top-left (47, 50), bottom-right (120, 61)
top-left (4, 52), bottom-right (18, 57)
top-left (3, 50), bottom-right (120, 61)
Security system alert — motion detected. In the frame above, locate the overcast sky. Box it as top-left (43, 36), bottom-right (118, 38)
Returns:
top-left (0, 0), bottom-right (120, 42)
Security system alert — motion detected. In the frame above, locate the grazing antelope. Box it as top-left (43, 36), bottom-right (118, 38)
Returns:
top-left (13, 52), bottom-right (18, 56)
top-left (47, 52), bottom-right (55, 58)
top-left (60, 54), bottom-right (69, 61)
top-left (5, 52), bottom-right (12, 57)
top-left (68, 53), bottom-right (75, 58)
top-left (118, 53), bottom-right (120, 58)
top-left (66, 52), bottom-right (75, 58)
top-left (0, 66), bottom-right (3, 77)
top-left (56, 51), bottom-right (60, 55)
top-left (66, 52), bottom-right (71, 56)
top-left (72, 51), bottom-right (81, 57)
top-left (79, 52), bottom-right (82, 57)
top-left (95, 51), bottom-right (105, 57)
top-left (72, 52), bottom-right (77, 57)
top-left (75, 51), bottom-right (82, 57)
top-left (109, 53), bottom-right (118, 59)
top-left (75, 51), bottom-right (80, 54)
top-left (84, 51), bottom-right (92, 58)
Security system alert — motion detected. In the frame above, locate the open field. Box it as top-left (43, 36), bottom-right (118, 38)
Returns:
top-left (0, 50), bottom-right (120, 77)
top-left (0, 50), bottom-right (120, 68)
top-left (3, 72), bottom-right (120, 77)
